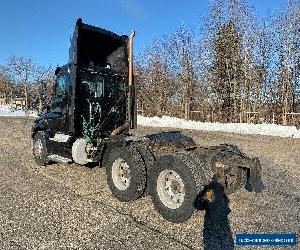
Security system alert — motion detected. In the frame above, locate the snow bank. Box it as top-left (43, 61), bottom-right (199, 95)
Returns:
top-left (1, 106), bottom-right (298, 138)
top-left (137, 115), bottom-right (300, 139)
top-left (0, 106), bottom-right (37, 117)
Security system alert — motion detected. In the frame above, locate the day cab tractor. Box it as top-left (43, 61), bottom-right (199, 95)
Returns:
top-left (31, 19), bottom-right (264, 223)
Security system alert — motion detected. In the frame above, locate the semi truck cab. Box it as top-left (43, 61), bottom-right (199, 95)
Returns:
top-left (32, 18), bottom-right (136, 163)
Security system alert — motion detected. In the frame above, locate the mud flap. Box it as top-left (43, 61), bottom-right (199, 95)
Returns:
top-left (247, 157), bottom-right (265, 192)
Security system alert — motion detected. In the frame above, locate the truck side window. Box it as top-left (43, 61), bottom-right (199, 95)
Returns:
top-left (82, 77), bottom-right (104, 99)
top-left (55, 75), bottom-right (66, 98)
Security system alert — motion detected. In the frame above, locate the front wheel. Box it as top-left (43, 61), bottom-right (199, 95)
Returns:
top-left (32, 131), bottom-right (49, 166)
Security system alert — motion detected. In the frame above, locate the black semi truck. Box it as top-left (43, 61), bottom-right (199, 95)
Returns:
top-left (31, 19), bottom-right (264, 223)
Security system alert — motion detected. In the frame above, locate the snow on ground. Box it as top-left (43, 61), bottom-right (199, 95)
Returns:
top-left (137, 115), bottom-right (300, 139)
top-left (1, 106), bottom-right (298, 138)
top-left (0, 106), bottom-right (37, 117)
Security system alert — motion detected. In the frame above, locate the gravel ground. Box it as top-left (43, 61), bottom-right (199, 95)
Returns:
top-left (0, 117), bottom-right (299, 250)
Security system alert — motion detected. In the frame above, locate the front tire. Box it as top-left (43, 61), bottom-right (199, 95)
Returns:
top-left (32, 131), bottom-right (48, 166)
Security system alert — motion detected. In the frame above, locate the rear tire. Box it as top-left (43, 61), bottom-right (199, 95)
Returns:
top-left (149, 154), bottom-right (199, 223)
top-left (135, 145), bottom-right (155, 196)
top-left (106, 145), bottom-right (146, 202)
top-left (32, 131), bottom-right (48, 166)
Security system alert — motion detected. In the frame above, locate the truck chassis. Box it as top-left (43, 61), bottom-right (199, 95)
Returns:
top-left (31, 19), bottom-right (264, 223)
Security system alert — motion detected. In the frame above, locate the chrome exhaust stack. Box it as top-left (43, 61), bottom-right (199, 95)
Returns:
top-left (128, 31), bottom-right (137, 129)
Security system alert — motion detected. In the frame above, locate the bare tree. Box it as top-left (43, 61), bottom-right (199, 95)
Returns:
top-left (201, 0), bottom-right (257, 122)
top-left (135, 38), bottom-right (176, 117)
top-left (33, 65), bottom-right (55, 113)
top-left (212, 21), bottom-right (243, 122)
top-left (0, 66), bottom-right (13, 104)
top-left (269, 1), bottom-right (300, 124)
top-left (169, 26), bottom-right (198, 119)
top-left (135, 0), bottom-right (300, 126)
top-left (7, 56), bottom-right (37, 109)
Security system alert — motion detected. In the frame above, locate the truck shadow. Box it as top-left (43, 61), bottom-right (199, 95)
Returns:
top-left (194, 182), bottom-right (234, 250)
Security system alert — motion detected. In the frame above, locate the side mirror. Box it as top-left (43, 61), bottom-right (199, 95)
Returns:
top-left (49, 96), bottom-right (66, 108)
top-left (39, 81), bottom-right (47, 100)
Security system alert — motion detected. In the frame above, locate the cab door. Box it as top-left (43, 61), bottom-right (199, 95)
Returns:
top-left (47, 72), bottom-right (68, 132)
top-left (46, 71), bottom-right (71, 157)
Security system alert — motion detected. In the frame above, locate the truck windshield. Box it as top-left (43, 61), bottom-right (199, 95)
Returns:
top-left (55, 74), bottom-right (67, 98)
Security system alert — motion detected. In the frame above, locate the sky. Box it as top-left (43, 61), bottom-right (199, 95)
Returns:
top-left (0, 0), bottom-right (287, 67)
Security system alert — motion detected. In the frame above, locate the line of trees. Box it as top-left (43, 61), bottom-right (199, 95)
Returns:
top-left (0, 0), bottom-right (299, 127)
top-left (135, 0), bottom-right (300, 126)
top-left (0, 56), bottom-right (54, 110)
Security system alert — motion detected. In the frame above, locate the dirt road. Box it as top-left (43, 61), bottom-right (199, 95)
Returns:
top-left (0, 117), bottom-right (299, 249)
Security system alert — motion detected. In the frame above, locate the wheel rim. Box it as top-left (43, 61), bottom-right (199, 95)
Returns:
top-left (111, 158), bottom-right (131, 190)
top-left (33, 139), bottom-right (43, 158)
top-left (157, 170), bottom-right (185, 209)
